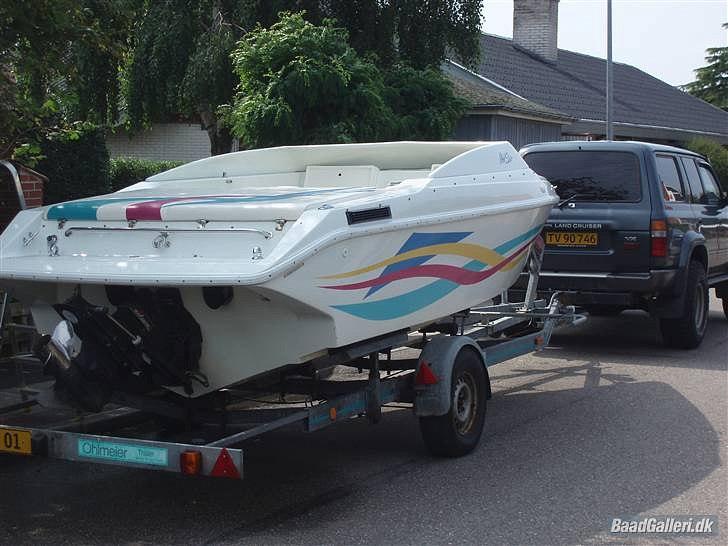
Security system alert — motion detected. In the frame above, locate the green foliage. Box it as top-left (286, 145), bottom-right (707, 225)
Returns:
top-left (683, 23), bottom-right (728, 111)
top-left (38, 126), bottom-right (111, 205)
top-left (69, 0), bottom-right (139, 125)
top-left (0, 0), bottom-right (136, 160)
top-left (109, 157), bottom-right (184, 192)
top-left (301, 0), bottom-right (483, 69)
top-left (222, 13), bottom-right (468, 148)
top-left (383, 64), bottom-right (469, 140)
top-left (684, 138), bottom-right (728, 190)
top-left (126, 0), bottom-right (274, 154)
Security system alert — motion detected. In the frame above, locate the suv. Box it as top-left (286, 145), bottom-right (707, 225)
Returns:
top-left (517, 140), bottom-right (728, 349)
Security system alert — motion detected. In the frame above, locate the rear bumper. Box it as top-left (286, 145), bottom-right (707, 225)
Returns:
top-left (512, 269), bottom-right (681, 308)
top-left (518, 269), bottom-right (678, 293)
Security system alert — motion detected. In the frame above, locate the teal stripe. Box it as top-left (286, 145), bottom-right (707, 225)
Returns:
top-left (161, 188), bottom-right (374, 210)
top-left (331, 226), bottom-right (540, 321)
top-left (46, 197), bottom-right (161, 220)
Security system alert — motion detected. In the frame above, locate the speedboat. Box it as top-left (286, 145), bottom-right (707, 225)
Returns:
top-left (0, 141), bottom-right (557, 411)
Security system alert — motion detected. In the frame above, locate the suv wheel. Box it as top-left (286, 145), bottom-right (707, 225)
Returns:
top-left (660, 261), bottom-right (708, 349)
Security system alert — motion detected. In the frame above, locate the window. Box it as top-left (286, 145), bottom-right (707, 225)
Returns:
top-left (697, 163), bottom-right (721, 203)
top-left (680, 157), bottom-right (703, 203)
top-left (524, 151), bottom-right (642, 202)
top-left (655, 155), bottom-right (685, 202)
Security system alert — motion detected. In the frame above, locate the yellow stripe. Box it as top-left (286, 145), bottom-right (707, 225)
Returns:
top-left (501, 251), bottom-right (527, 272)
top-left (320, 242), bottom-right (506, 280)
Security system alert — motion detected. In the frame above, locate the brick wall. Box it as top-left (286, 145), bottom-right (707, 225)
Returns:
top-left (513, 0), bottom-right (559, 63)
top-left (17, 165), bottom-right (45, 208)
top-left (0, 163), bottom-right (46, 231)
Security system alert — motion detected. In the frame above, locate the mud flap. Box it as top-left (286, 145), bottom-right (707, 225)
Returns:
top-left (413, 335), bottom-right (489, 417)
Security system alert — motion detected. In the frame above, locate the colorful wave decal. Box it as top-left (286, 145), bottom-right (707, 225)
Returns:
top-left (46, 188), bottom-right (374, 221)
top-left (325, 226), bottom-right (540, 321)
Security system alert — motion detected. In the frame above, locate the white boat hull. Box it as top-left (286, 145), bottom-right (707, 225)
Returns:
top-left (0, 141), bottom-right (557, 401)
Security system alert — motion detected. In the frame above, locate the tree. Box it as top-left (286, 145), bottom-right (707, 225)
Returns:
top-left (383, 64), bottom-right (470, 139)
top-left (683, 23), bottom-right (728, 111)
top-left (126, 0), bottom-right (286, 155)
top-left (221, 12), bottom-right (468, 148)
top-left (301, 0), bottom-right (483, 69)
top-left (0, 0), bottom-right (136, 160)
top-left (124, 1), bottom-right (482, 154)
top-left (685, 138), bottom-right (728, 190)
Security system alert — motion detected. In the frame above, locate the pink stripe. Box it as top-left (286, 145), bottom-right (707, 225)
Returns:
top-left (125, 195), bottom-right (239, 221)
top-left (321, 241), bottom-right (531, 291)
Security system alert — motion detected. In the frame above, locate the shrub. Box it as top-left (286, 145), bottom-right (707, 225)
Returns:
top-left (38, 126), bottom-right (110, 205)
top-left (684, 138), bottom-right (728, 190)
top-left (109, 158), bottom-right (184, 192)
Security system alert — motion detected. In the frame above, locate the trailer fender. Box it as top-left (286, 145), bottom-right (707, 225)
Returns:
top-left (414, 335), bottom-right (490, 417)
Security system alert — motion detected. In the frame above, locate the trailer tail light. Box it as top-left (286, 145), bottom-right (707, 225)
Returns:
top-left (415, 361), bottom-right (439, 386)
top-left (180, 450), bottom-right (202, 476)
top-left (650, 220), bottom-right (668, 257)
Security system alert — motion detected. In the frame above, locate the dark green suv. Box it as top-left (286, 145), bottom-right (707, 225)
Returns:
top-left (519, 141), bottom-right (728, 349)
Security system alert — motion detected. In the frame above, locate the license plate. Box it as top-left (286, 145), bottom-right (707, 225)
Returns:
top-left (545, 231), bottom-right (598, 247)
top-left (0, 428), bottom-right (32, 455)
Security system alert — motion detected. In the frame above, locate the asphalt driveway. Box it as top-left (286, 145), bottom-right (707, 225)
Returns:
top-left (1, 295), bottom-right (726, 545)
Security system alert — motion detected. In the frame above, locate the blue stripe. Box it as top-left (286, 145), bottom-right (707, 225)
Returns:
top-left (331, 226), bottom-right (539, 321)
top-left (160, 188), bottom-right (375, 210)
top-left (366, 232), bottom-right (471, 298)
top-left (46, 187), bottom-right (375, 221)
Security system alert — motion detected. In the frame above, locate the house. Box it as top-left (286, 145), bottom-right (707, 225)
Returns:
top-left (452, 0), bottom-right (728, 146)
top-left (107, 0), bottom-right (728, 161)
top-left (106, 123), bottom-right (214, 162)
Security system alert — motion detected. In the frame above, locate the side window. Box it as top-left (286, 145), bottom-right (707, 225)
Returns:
top-left (697, 163), bottom-right (721, 203)
top-left (680, 157), bottom-right (704, 203)
top-left (655, 155), bottom-right (685, 202)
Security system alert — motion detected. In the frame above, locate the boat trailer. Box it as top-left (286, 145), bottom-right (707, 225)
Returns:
top-left (0, 240), bottom-right (584, 479)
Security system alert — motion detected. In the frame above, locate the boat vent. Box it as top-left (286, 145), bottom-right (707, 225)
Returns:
top-left (346, 206), bottom-right (391, 225)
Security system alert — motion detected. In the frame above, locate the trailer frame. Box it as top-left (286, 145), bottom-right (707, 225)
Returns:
top-left (0, 238), bottom-right (584, 479)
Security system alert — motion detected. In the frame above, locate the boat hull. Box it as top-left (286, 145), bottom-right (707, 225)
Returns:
top-left (0, 141), bottom-right (557, 400)
top-left (24, 205), bottom-right (550, 396)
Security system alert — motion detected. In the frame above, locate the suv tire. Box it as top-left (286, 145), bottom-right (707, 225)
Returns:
top-left (660, 261), bottom-right (708, 349)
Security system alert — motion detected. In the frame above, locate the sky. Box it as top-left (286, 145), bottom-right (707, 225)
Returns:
top-left (482, 0), bottom-right (728, 86)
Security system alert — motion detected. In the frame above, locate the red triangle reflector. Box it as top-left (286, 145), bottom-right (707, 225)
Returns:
top-left (210, 448), bottom-right (241, 479)
top-left (415, 361), bottom-right (439, 385)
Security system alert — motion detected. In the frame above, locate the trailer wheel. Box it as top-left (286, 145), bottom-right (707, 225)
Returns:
top-left (419, 348), bottom-right (487, 457)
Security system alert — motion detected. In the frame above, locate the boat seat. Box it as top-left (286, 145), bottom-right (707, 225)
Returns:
top-left (303, 165), bottom-right (380, 188)
top-left (303, 165), bottom-right (433, 188)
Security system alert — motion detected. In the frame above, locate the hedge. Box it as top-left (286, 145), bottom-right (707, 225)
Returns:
top-left (684, 138), bottom-right (728, 191)
top-left (109, 158), bottom-right (184, 192)
top-left (39, 127), bottom-right (110, 205)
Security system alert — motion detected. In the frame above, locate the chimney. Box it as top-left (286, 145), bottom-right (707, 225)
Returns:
top-left (513, 0), bottom-right (559, 63)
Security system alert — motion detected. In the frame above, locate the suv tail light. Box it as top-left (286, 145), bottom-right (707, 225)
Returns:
top-left (650, 219), bottom-right (668, 257)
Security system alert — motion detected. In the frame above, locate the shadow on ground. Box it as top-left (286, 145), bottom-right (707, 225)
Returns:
top-left (1, 378), bottom-right (720, 545)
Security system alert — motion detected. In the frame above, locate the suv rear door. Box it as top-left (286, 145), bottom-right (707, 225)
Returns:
top-left (523, 149), bottom-right (651, 273)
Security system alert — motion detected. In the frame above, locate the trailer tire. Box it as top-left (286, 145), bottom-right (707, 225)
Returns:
top-left (419, 348), bottom-right (487, 457)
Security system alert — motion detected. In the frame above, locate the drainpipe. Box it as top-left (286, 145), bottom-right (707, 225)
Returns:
top-left (0, 160), bottom-right (28, 210)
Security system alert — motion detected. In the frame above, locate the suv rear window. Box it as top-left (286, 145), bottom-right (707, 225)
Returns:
top-left (524, 151), bottom-right (642, 202)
